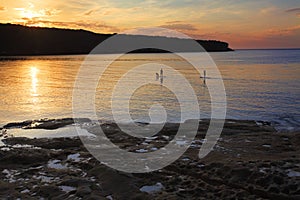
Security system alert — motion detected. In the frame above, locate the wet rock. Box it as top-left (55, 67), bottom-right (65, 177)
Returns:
top-left (229, 168), bottom-right (252, 182)
top-left (3, 137), bottom-right (83, 149)
top-left (23, 118), bottom-right (75, 130)
top-left (3, 120), bottom-right (33, 129)
top-left (0, 120), bottom-right (298, 199)
top-left (37, 185), bottom-right (64, 198)
top-left (0, 181), bottom-right (15, 196)
top-left (76, 185), bottom-right (92, 197)
top-left (273, 175), bottom-right (284, 185)
top-left (268, 186), bottom-right (280, 194)
top-left (83, 194), bottom-right (107, 200)
top-left (89, 165), bottom-right (140, 198)
top-left (0, 148), bottom-right (50, 165)
top-left (60, 178), bottom-right (94, 187)
top-left (2, 118), bottom-right (91, 130)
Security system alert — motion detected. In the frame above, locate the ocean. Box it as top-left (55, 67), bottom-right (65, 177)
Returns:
top-left (0, 49), bottom-right (299, 131)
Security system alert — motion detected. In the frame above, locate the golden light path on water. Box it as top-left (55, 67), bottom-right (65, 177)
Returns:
top-left (0, 59), bottom-right (78, 124)
top-left (30, 66), bottom-right (39, 97)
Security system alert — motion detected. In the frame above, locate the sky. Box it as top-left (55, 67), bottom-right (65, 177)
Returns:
top-left (0, 0), bottom-right (299, 49)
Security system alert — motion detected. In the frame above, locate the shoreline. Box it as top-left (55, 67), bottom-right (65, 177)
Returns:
top-left (0, 118), bottom-right (299, 199)
top-left (0, 117), bottom-right (296, 137)
top-left (0, 117), bottom-right (279, 141)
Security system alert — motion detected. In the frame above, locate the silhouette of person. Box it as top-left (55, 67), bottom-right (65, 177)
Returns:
top-left (200, 70), bottom-right (206, 85)
top-left (203, 70), bottom-right (206, 85)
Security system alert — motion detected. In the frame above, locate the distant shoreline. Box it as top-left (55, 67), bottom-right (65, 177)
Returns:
top-left (236, 48), bottom-right (300, 51)
top-left (0, 23), bottom-right (233, 56)
top-left (0, 48), bottom-right (298, 58)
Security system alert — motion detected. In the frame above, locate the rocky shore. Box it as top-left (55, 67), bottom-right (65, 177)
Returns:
top-left (0, 119), bottom-right (299, 199)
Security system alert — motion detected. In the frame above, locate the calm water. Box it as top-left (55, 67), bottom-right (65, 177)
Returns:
top-left (0, 49), bottom-right (299, 131)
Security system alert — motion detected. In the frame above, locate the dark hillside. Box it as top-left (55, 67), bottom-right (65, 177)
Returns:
top-left (0, 23), bottom-right (233, 56)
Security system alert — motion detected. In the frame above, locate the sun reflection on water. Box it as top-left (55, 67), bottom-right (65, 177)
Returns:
top-left (30, 66), bottom-right (39, 97)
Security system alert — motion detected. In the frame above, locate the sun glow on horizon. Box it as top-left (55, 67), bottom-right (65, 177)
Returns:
top-left (22, 10), bottom-right (35, 19)
top-left (14, 1), bottom-right (37, 19)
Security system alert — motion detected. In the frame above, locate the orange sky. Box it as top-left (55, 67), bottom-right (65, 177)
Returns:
top-left (0, 0), bottom-right (299, 49)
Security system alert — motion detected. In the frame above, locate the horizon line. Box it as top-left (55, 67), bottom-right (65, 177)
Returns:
top-left (235, 48), bottom-right (300, 50)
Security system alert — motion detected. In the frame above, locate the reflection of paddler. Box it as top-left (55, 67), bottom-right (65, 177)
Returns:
top-left (200, 70), bottom-right (206, 78)
top-left (160, 69), bottom-right (164, 84)
top-left (200, 70), bottom-right (206, 84)
top-left (156, 68), bottom-right (165, 85)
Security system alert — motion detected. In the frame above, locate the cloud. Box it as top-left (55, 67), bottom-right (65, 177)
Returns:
top-left (83, 8), bottom-right (99, 16)
top-left (14, 8), bottom-right (25, 11)
top-left (161, 0), bottom-right (196, 8)
top-left (263, 25), bottom-right (300, 37)
top-left (260, 6), bottom-right (278, 15)
top-left (188, 31), bottom-right (231, 40)
top-left (65, 0), bottom-right (98, 9)
top-left (84, 9), bottom-right (94, 16)
top-left (0, 6), bottom-right (5, 11)
top-left (165, 21), bottom-right (183, 24)
top-left (285, 8), bottom-right (300, 13)
top-left (160, 23), bottom-right (198, 31)
top-left (18, 17), bottom-right (120, 33)
top-left (124, 27), bottom-right (192, 39)
top-left (42, 8), bottom-right (61, 16)
top-left (285, 7), bottom-right (300, 18)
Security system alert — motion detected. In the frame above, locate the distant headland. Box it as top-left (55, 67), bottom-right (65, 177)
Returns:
top-left (0, 23), bottom-right (233, 56)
